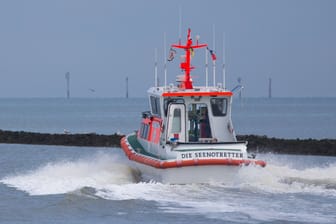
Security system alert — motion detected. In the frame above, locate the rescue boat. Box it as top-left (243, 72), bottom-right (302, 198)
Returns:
top-left (121, 28), bottom-right (266, 183)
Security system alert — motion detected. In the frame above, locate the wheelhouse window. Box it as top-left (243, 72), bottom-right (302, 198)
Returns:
top-left (210, 98), bottom-right (228, 116)
top-left (163, 98), bottom-right (185, 116)
top-left (188, 103), bottom-right (212, 142)
top-left (140, 123), bottom-right (150, 139)
top-left (171, 108), bottom-right (181, 133)
top-left (150, 96), bottom-right (161, 116)
top-left (144, 124), bottom-right (149, 139)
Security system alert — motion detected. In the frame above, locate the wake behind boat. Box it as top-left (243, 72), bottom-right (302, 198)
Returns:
top-left (121, 28), bottom-right (266, 184)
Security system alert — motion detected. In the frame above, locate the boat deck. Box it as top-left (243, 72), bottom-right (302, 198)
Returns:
top-left (127, 134), bottom-right (164, 160)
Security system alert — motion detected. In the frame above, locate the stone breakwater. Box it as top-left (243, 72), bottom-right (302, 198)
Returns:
top-left (237, 135), bottom-right (336, 156)
top-left (0, 129), bottom-right (335, 156)
top-left (0, 129), bottom-right (123, 147)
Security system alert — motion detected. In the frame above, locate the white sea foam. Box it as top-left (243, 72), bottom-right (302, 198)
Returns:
top-left (236, 163), bottom-right (336, 195)
top-left (1, 152), bottom-right (138, 195)
top-left (93, 175), bottom-right (336, 223)
top-left (1, 153), bottom-right (336, 223)
top-left (93, 162), bottom-right (336, 223)
top-left (2, 152), bottom-right (336, 197)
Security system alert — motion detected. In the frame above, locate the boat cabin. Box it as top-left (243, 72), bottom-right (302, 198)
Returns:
top-left (138, 86), bottom-right (237, 147)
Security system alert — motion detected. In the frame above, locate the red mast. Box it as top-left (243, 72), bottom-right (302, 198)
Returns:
top-left (172, 28), bottom-right (207, 89)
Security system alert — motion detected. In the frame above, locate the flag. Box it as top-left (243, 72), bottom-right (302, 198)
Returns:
top-left (167, 48), bottom-right (176, 61)
top-left (207, 47), bottom-right (217, 61)
top-left (190, 48), bottom-right (195, 57)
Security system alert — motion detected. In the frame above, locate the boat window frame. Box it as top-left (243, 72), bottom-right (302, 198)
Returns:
top-left (171, 108), bottom-right (182, 133)
top-left (139, 122), bottom-right (150, 140)
top-left (139, 123), bottom-right (145, 138)
top-left (163, 97), bottom-right (185, 116)
top-left (187, 103), bottom-right (212, 142)
top-left (150, 120), bottom-right (161, 143)
top-left (210, 98), bottom-right (228, 117)
top-left (150, 96), bottom-right (161, 116)
top-left (143, 124), bottom-right (149, 139)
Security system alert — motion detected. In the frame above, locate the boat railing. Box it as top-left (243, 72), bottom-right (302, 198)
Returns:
top-left (167, 140), bottom-right (248, 146)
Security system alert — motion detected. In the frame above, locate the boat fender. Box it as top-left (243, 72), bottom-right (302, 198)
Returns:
top-left (227, 123), bottom-right (234, 133)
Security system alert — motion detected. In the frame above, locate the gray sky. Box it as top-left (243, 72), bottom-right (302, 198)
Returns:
top-left (0, 0), bottom-right (335, 98)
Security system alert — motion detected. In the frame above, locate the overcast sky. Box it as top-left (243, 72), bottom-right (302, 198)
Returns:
top-left (0, 0), bottom-right (335, 98)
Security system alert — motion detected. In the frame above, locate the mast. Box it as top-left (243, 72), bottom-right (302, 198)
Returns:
top-left (171, 28), bottom-right (207, 89)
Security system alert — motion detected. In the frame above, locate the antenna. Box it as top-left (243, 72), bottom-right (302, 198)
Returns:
top-left (154, 48), bottom-right (158, 87)
top-left (205, 48), bottom-right (208, 87)
top-left (212, 24), bottom-right (216, 87)
top-left (126, 76), bottom-right (129, 98)
top-left (164, 32), bottom-right (167, 88)
top-left (178, 6), bottom-right (182, 45)
top-left (222, 32), bottom-right (226, 90)
top-left (65, 72), bottom-right (70, 99)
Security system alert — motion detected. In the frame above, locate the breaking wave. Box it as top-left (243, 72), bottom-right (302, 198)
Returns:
top-left (1, 153), bottom-right (336, 197)
top-left (1, 152), bottom-right (335, 223)
top-left (1, 152), bottom-right (139, 195)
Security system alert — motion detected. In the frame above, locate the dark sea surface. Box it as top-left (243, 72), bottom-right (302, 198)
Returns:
top-left (0, 97), bottom-right (335, 223)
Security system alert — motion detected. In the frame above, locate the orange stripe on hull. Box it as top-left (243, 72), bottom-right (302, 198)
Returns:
top-left (162, 91), bottom-right (233, 97)
top-left (120, 137), bottom-right (266, 169)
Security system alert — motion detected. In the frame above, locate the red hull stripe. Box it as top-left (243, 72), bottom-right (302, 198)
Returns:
top-left (120, 137), bottom-right (266, 169)
top-left (162, 91), bottom-right (233, 97)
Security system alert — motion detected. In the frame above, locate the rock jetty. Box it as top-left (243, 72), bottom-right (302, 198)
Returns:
top-left (0, 129), bottom-right (335, 156)
top-left (0, 129), bottom-right (122, 147)
top-left (237, 135), bottom-right (336, 156)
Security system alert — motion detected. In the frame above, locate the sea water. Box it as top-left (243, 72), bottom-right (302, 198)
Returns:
top-left (0, 97), bottom-right (336, 223)
top-left (0, 97), bottom-right (335, 139)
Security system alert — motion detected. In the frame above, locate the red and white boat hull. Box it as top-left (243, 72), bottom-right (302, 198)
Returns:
top-left (121, 135), bottom-right (266, 184)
